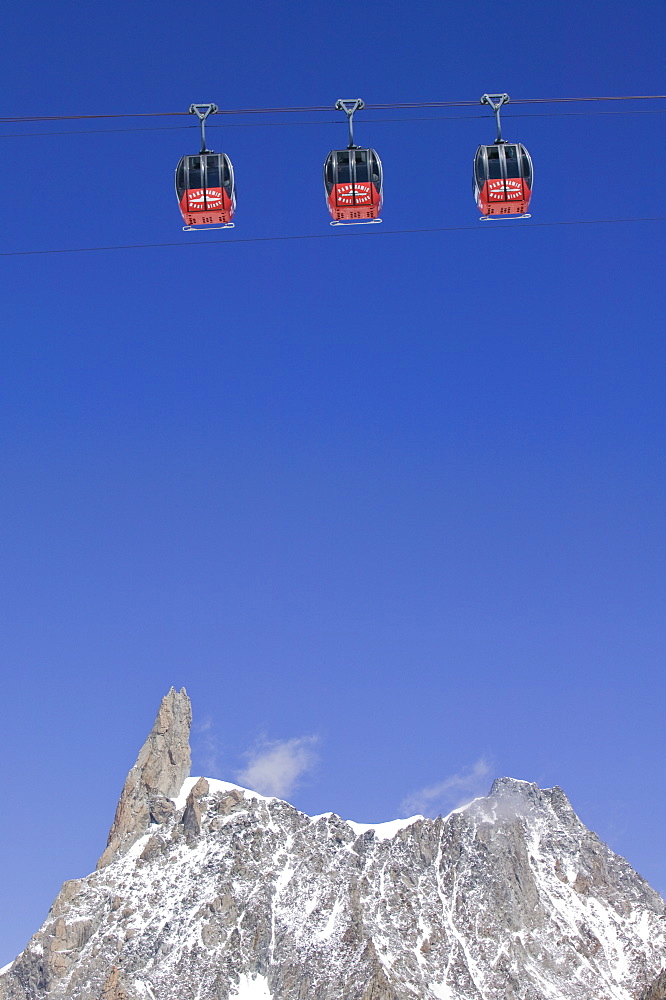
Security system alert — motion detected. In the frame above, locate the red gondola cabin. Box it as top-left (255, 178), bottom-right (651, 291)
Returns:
top-left (175, 153), bottom-right (236, 229)
top-left (474, 143), bottom-right (533, 218)
top-left (324, 148), bottom-right (383, 224)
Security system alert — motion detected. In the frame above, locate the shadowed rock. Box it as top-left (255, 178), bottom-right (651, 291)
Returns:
top-left (182, 776), bottom-right (209, 837)
top-left (99, 968), bottom-right (131, 1000)
top-left (642, 969), bottom-right (666, 1000)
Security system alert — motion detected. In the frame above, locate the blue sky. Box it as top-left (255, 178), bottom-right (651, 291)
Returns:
top-left (1, 0), bottom-right (665, 967)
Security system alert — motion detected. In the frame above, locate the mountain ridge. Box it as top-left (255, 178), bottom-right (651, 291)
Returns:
top-left (1, 689), bottom-right (664, 1000)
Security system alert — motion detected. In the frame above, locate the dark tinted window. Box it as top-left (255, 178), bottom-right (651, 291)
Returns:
top-left (487, 146), bottom-right (502, 179)
top-left (504, 145), bottom-right (520, 178)
top-left (206, 155), bottom-right (221, 188)
top-left (354, 149), bottom-right (369, 182)
top-left (324, 154), bottom-right (334, 190)
top-left (369, 152), bottom-right (381, 186)
top-left (337, 151), bottom-right (351, 183)
top-left (188, 156), bottom-right (202, 188)
top-left (176, 161), bottom-right (186, 194)
top-left (475, 149), bottom-right (486, 187)
top-left (520, 147), bottom-right (532, 182)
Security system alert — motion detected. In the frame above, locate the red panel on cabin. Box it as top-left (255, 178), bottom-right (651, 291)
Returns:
top-left (179, 188), bottom-right (234, 227)
top-left (327, 183), bottom-right (381, 221)
top-left (478, 178), bottom-right (531, 217)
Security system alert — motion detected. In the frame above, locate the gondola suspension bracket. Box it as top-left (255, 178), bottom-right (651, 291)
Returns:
top-left (335, 98), bottom-right (365, 149)
top-left (189, 103), bottom-right (218, 154)
top-left (480, 93), bottom-right (510, 144)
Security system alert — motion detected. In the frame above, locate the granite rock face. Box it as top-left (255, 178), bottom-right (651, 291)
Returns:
top-left (97, 687), bottom-right (192, 868)
top-left (99, 968), bottom-right (131, 1000)
top-left (642, 969), bottom-right (666, 1000)
top-left (1, 694), bottom-right (664, 1000)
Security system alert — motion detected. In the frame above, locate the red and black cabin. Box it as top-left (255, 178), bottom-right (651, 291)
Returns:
top-left (474, 143), bottom-right (533, 217)
top-left (175, 153), bottom-right (236, 229)
top-left (324, 148), bottom-right (383, 223)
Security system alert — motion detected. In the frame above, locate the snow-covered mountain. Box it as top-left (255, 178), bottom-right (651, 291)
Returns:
top-left (1, 689), bottom-right (664, 1000)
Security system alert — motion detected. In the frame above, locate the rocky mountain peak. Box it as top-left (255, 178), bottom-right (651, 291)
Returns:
top-left (1, 691), bottom-right (664, 1000)
top-left (490, 775), bottom-right (540, 797)
top-left (97, 687), bottom-right (192, 868)
top-left (487, 775), bottom-right (580, 826)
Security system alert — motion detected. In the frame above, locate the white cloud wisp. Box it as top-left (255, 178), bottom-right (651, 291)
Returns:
top-left (400, 758), bottom-right (492, 818)
top-left (236, 736), bottom-right (319, 799)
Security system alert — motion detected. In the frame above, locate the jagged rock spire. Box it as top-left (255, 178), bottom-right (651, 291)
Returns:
top-left (97, 687), bottom-right (192, 868)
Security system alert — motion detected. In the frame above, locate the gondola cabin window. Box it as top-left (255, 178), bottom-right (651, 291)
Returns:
top-left (505, 146), bottom-right (520, 178)
top-left (355, 150), bottom-right (369, 182)
top-left (337, 152), bottom-right (351, 184)
top-left (206, 156), bottom-right (221, 187)
top-left (487, 147), bottom-right (502, 179)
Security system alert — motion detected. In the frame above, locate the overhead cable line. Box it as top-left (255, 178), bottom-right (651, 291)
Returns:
top-left (0, 94), bottom-right (664, 124)
top-left (1, 217), bottom-right (664, 258)
top-left (3, 107), bottom-right (666, 141)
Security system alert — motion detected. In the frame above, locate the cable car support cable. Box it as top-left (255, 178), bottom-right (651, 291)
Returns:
top-left (1, 216), bottom-right (664, 258)
top-left (0, 93), bottom-right (665, 125)
top-left (2, 107), bottom-right (666, 141)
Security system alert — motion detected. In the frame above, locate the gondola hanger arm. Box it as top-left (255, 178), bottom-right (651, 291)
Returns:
top-left (189, 103), bottom-right (218, 153)
top-left (481, 93), bottom-right (509, 143)
top-left (335, 98), bottom-right (365, 149)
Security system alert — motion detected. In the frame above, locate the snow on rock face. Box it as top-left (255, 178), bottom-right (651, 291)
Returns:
top-left (1, 691), bottom-right (664, 1000)
top-left (1, 774), bottom-right (664, 1000)
top-left (229, 973), bottom-right (272, 1000)
top-left (345, 817), bottom-right (424, 841)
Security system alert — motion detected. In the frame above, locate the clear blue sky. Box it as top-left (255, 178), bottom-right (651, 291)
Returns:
top-left (1, 0), bottom-right (665, 967)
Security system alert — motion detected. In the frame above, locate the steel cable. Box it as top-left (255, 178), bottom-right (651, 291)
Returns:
top-left (2, 107), bottom-right (666, 140)
top-left (1, 217), bottom-right (664, 258)
top-left (0, 93), bottom-right (664, 125)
